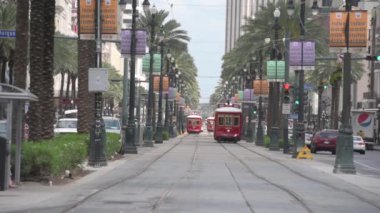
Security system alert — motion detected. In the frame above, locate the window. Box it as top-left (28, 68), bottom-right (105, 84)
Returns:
top-left (218, 116), bottom-right (224, 125)
top-left (233, 117), bottom-right (239, 126)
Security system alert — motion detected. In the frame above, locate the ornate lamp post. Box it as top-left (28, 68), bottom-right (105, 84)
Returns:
top-left (142, 0), bottom-right (155, 147)
top-left (287, 0), bottom-right (319, 157)
top-left (122, 0), bottom-right (139, 154)
top-left (333, 0), bottom-right (356, 174)
top-left (155, 41), bottom-right (166, 144)
top-left (256, 49), bottom-right (264, 146)
top-left (88, 0), bottom-right (108, 166)
top-left (246, 65), bottom-right (254, 143)
top-left (269, 8), bottom-right (281, 151)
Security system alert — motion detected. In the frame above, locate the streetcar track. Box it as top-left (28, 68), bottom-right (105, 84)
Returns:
top-left (220, 143), bottom-right (314, 213)
top-left (150, 135), bottom-right (200, 213)
top-left (60, 137), bottom-right (187, 213)
top-left (236, 143), bottom-right (380, 210)
top-left (224, 162), bottom-right (255, 213)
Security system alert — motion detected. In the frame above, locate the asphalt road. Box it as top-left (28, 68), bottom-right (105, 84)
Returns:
top-left (2, 132), bottom-right (380, 213)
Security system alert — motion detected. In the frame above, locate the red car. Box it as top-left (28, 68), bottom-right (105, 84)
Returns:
top-left (310, 129), bottom-right (339, 154)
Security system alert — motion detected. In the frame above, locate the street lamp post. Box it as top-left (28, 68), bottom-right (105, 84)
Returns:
top-left (124, 0), bottom-right (138, 154)
top-left (142, 0), bottom-right (155, 147)
top-left (155, 41), bottom-right (165, 144)
top-left (333, 0), bottom-right (356, 174)
top-left (246, 65), bottom-right (254, 143)
top-left (287, 0), bottom-right (319, 157)
top-left (256, 50), bottom-right (264, 146)
top-left (88, 0), bottom-right (107, 166)
top-left (269, 8), bottom-right (281, 151)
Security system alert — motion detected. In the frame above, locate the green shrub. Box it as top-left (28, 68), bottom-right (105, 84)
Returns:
top-left (105, 133), bottom-right (122, 158)
top-left (162, 130), bottom-right (169, 140)
top-left (21, 134), bottom-right (88, 178)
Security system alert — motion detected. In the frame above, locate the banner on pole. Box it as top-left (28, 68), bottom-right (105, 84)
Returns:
top-left (79, 0), bottom-right (118, 40)
top-left (121, 29), bottom-right (147, 56)
top-left (289, 40), bottom-right (315, 70)
top-left (142, 54), bottom-right (161, 73)
top-left (329, 11), bottom-right (368, 48)
top-left (266, 61), bottom-right (285, 82)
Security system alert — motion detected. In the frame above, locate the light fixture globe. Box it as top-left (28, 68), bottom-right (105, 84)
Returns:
top-left (287, 0), bottom-right (295, 16)
top-left (142, 0), bottom-right (150, 13)
top-left (274, 8), bottom-right (280, 18)
top-left (311, 0), bottom-right (319, 16)
top-left (151, 4), bottom-right (157, 14)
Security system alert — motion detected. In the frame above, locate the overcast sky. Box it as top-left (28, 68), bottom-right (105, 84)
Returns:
top-left (154, 0), bottom-right (226, 104)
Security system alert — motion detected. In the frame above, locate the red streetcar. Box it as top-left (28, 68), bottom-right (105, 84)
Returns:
top-left (206, 117), bottom-right (215, 132)
top-left (213, 104), bottom-right (242, 143)
top-left (186, 114), bottom-right (203, 134)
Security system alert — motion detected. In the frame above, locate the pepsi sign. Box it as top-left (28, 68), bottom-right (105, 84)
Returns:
top-left (357, 113), bottom-right (372, 127)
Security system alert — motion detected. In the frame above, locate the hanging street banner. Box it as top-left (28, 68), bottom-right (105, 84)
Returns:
top-left (121, 29), bottom-right (147, 56)
top-left (289, 40), bottom-right (315, 71)
top-left (142, 54), bottom-right (161, 73)
top-left (79, 0), bottom-right (118, 40)
top-left (253, 79), bottom-right (269, 96)
top-left (0, 30), bottom-right (16, 38)
top-left (329, 10), bottom-right (368, 48)
top-left (266, 61), bottom-right (285, 82)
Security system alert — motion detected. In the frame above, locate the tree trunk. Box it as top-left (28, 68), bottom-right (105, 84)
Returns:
top-left (77, 40), bottom-right (96, 133)
top-left (28, 0), bottom-right (45, 141)
top-left (65, 72), bottom-right (70, 99)
top-left (59, 71), bottom-right (65, 116)
top-left (71, 74), bottom-right (76, 108)
top-left (13, 0), bottom-right (29, 90)
top-left (39, 0), bottom-right (55, 139)
top-left (28, 0), bottom-right (56, 141)
top-left (8, 50), bottom-right (14, 84)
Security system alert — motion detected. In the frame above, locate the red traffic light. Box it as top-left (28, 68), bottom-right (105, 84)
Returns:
top-left (283, 83), bottom-right (291, 90)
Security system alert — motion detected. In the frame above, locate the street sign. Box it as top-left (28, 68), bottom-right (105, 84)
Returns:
top-left (282, 103), bottom-right (291, 114)
top-left (0, 30), bottom-right (16, 38)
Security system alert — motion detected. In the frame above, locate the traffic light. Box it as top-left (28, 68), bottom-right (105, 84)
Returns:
top-left (252, 105), bottom-right (257, 115)
top-left (365, 55), bottom-right (380, 61)
top-left (303, 91), bottom-right (309, 103)
top-left (283, 83), bottom-right (291, 104)
top-left (292, 85), bottom-right (300, 106)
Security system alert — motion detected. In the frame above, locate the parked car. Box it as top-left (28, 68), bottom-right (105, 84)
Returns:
top-left (310, 129), bottom-right (339, 154)
top-left (103, 116), bottom-right (121, 134)
top-left (353, 135), bottom-right (366, 155)
top-left (54, 118), bottom-right (78, 134)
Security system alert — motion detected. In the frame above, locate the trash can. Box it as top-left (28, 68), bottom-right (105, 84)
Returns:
top-left (0, 136), bottom-right (8, 191)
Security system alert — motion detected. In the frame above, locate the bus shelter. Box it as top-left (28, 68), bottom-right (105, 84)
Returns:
top-left (0, 83), bottom-right (37, 191)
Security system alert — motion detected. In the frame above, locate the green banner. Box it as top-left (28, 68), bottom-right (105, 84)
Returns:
top-left (142, 54), bottom-right (161, 73)
top-left (266, 60), bottom-right (285, 82)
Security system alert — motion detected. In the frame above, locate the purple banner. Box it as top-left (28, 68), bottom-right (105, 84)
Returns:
top-left (168, 87), bottom-right (177, 100)
top-left (121, 29), bottom-right (147, 55)
top-left (243, 89), bottom-right (254, 101)
top-left (289, 40), bottom-right (315, 66)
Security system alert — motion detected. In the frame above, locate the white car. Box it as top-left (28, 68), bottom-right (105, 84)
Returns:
top-left (103, 116), bottom-right (121, 134)
top-left (353, 135), bottom-right (366, 155)
top-left (54, 118), bottom-right (78, 134)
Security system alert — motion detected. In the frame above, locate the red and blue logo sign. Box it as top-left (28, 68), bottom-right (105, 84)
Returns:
top-left (357, 113), bottom-right (372, 127)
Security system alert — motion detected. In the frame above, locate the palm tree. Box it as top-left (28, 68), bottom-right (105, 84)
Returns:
top-left (54, 32), bottom-right (78, 115)
top-left (13, 0), bottom-right (29, 90)
top-left (138, 9), bottom-right (199, 106)
top-left (0, 1), bottom-right (16, 83)
top-left (28, 0), bottom-right (56, 141)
